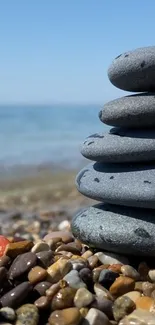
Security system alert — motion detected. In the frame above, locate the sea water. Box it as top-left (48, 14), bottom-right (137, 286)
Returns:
top-left (0, 104), bottom-right (109, 171)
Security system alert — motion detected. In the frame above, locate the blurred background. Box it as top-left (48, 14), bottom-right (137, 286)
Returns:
top-left (0, 0), bottom-right (155, 218)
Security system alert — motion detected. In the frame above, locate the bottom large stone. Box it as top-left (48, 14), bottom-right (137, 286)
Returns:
top-left (71, 204), bottom-right (155, 256)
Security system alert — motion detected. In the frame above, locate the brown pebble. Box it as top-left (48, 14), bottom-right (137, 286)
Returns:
top-left (44, 231), bottom-right (73, 244)
top-left (34, 281), bottom-right (51, 296)
top-left (46, 282), bottom-right (61, 299)
top-left (88, 255), bottom-right (99, 269)
top-left (55, 251), bottom-right (73, 258)
top-left (138, 261), bottom-right (149, 280)
top-left (8, 252), bottom-right (37, 279)
top-left (28, 266), bottom-right (47, 284)
top-left (55, 244), bottom-right (80, 255)
top-left (46, 238), bottom-right (62, 250)
top-left (0, 256), bottom-right (11, 267)
top-left (34, 296), bottom-right (50, 309)
top-left (36, 250), bottom-right (54, 268)
top-left (135, 296), bottom-right (155, 311)
top-left (31, 241), bottom-right (50, 253)
top-left (51, 287), bottom-right (77, 310)
top-left (113, 295), bottom-right (136, 322)
top-left (82, 250), bottom-right (93, 259)
top-left (48, 307), bottom-right (81, 325)
top-left (109, 276), bottom-right (135, 297)
top-left (47, 258), bottom-right (72, 283)
top-left (108, 264), bottom-right (122, 273)
top-left (0, 282), bottom-right (32, 308)
top-left (4, 241), bottom-right (33, 258)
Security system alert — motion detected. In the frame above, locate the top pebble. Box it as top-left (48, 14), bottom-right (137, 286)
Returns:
top-left (108, 46), bottom-right (155, 92)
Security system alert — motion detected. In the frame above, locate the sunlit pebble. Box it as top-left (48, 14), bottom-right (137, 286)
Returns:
top-left (58, 220), bottom-right (70, 231)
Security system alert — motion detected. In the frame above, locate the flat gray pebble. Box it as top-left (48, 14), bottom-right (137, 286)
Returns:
top-left (108, 46), bottom-right (155, 92)
top-left (71, 203), bottom-right (155, 256)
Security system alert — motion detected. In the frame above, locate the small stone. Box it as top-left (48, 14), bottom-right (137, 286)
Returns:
top-left (138, 262), bottom-right (149, 280)
top-left (135, 296), bottom-right (155, 311)
top-left (135, 281), bottom-right (143, 292)
top-left (109, 276), bottom-right (135, 297)
top-left (47, 258), bottom-right (72, 283)
top-left (48, 307), bottom-right (81, 325)
top-left (0, 267), bottom-right (7, 285)
top-left (34, 296), bottom-right (50, 309)
top-left (108, 264), bottom-right (122, 273)
top-left (121, 265), bottom-right (140, 280)
top-left (88, 255), bottom-right (99, 269)
top-left (142, 282), bottom-right (155, 297)
top-left (44, 231), bottom-right (73, 243)
top-left (58, 220), bottom-right (70, 231)
top-left (81, 308), bottom-right (110, 325)
top-left (46, 282), bottom-right (61, 299)
top-left (98, 269), bottom-right (119, 288)
top-left (94, 283), bottom-right (114, 301)
top-left (91, 297), bottom-right (113, 319)
top-left (31, 241), bottom-right (50, 253)
top-left (64, 270), bottom-right (86, 289)
top-left (148, 270), bottom-right (155, 282)
top-left (119, 309), bottom-right (155, 325)
top-left (95, 252), bottom-right (128, 265)
top-left (0, 282), bottom-right (32, 308)
top-left (56, 244), bottom-right (80, 255)
top-left (123, 291), bottom-right (141, 303)
top-left (16, 304), bottom-right (39, 325)
top-left (36, 250), bottom-right (54, 268)
top-left (51, 287), bottom-right (77, 310)
top-left (93, 265), bottom-right (109, 282)
top-left (0, 256), bottom-right (11, 267)
top-left (4, 240), bottom-right (33, 258)
top-left (8, 252), bottom-right (37, 279)
top-left (34, 281), bottom-right (51, 296)
top-left (79, 268), bottom-right (93, 287)
top-left (74, 288), bottom-right (94, 308)
top-left (0, 307), bottom-right (16, 321)
top-left (80, 308), bottom-right (89, 317)
top-left (113, 296), bottom-right (136, 322)
top-left (28, 266), bottom-right (47, 284)
top-left (70, 259), bottom-right (88, 271)
top-left (82, 250), bottom-right (93, 259)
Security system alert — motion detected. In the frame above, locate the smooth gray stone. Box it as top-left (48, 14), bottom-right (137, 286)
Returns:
top-left (99, 93), bottom-right (155, 128)
top-left (81, 129), bottom-right (155, 163)
top-left (71, 203), bottom-right (155, 256)
top-left (76, 162), bottom-right (155, 209)
top-left (108, 46), bottom-right (155, 92)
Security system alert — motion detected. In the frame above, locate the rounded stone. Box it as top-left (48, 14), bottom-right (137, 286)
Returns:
top-left (121, 265), bottom-right (140, 280)
top-left (16, 304), bottom-right (39, 325)
top-left (99, 93), bottom-right (155, 129)
top-left (0, 307), bottom-right (16, 321)
top-left (142, 282), bottom-right (155, 297)
top-left (51, 287), bottom-right (77, 310)
top-left (98, 269), bottom-right (119, 288)
top-left (74, 288), bottom-right (94, 308)
top-left (109, 276), bottom-right (135, 297)
top-left (91, 297), bottom-right (113, 319)
top-left (148, 269), bottom-right (155, 282)
top-left (48, 308), bottom-right (81, 325)
top-left (113, 296), bottom-right (136, 322)
top-left (71, 203), bottom-right (155, 256)
top-left (82, 308), bottom-right (110, 325)
top-left (108, 46), bottom-right (155, 92)
top-left (36, 250), bottom-right (54, 268)
top-left (0, 282), bottom-right (32, 308)
top-left (34, 296), bottom-right (50, 309)
top-left (8, 252), bottom-right (37, 279)
top-left (34, 281), bottom-right (51, 296)
top-left (63, 270), bottom-right (86, 289)
top-left (28, 266), bottom-right (47, 284)
top-left (119, 309), bottom-right (155, 325)
top-left (123, 291), bottom-right (141, 303)
top-left (81, 129), bottom-right (155, 163)
top-left (76, 162), bottom-right (155, 209)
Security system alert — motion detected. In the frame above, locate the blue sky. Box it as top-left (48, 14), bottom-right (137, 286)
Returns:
top-left (0, 0), bottom-right (155, 104)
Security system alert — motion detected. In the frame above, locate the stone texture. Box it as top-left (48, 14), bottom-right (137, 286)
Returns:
top-left (16, 304), bottom-right (39, 325)
top-left (108, 46), bottom-right (155, 92)
top-left (81, 129), bottom-right (155, 163)
top-left (76, 162), bottom-right (155, 209)
top-left (8, 252), bottom-right (37, 279)
top-left (113, 296), bottom-right (136, 322)
top-left (0, 282), bottom-right (32, 308)
top-left (71, 204), bottom-right (155, 256)
top-left (99, 93), bottom-right (155, 128)
top-left (74, 288), bottom-right (94, 308)
top-left (119, 309), bottom-right (155, 325)
top-left (81, 308), bottom-right (110, 325)
top-left (109, 276), bottom-right (135, 297)
top-left (49, 308), bottom-right (81, 325)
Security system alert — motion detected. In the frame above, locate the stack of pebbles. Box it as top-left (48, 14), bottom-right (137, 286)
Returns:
top-left (72, 46), bottom-right (155, 257)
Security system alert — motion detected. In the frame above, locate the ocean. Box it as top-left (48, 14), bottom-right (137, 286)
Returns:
top-left (0, 104), bottom-right (109, 172)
